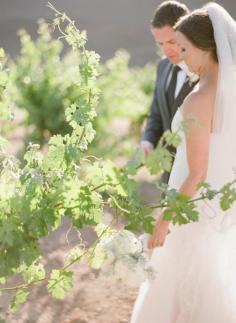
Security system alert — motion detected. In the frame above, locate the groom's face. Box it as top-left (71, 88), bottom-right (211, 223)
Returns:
top-left (152, 25), bottom-right (181, 64)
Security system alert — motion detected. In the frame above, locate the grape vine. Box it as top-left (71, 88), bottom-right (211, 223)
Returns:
top-left (0, 3), bottom-right (236, 312)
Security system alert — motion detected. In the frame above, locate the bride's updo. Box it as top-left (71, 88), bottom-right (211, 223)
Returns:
top-left (174, 9), bottom-right (218, 62)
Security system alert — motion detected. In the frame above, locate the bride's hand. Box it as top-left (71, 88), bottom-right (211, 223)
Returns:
top-left (148, 217), bottom-right (170, 249)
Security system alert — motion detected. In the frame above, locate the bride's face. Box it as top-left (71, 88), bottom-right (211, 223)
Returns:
top-left (175, 31), bottom-right (206, 73)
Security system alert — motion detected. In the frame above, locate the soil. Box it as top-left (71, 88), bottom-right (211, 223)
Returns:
top-left (0, 117), bottom-right (159, 323)
top-left (0, 217), bottom-right (139, 323)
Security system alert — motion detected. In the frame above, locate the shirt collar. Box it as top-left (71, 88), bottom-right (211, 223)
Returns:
top-left (177, 61), bottom-right (200, 84)
top-left (177, 61), bottom-right (191, 76)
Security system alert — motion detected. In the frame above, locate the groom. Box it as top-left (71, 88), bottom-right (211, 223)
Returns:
top-left (141, 1), bottom-right (199, 183)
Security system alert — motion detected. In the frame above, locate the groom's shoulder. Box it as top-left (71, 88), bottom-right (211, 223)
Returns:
top-left (156, 58), bottom-right (171, 74)
top-left (158, 57), bottom-right (170, 67)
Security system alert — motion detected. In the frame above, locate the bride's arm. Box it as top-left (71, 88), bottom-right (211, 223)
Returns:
top-left (178, 91), bottom-right (212, 196)
top-left (148, 91), bottom-right (213, 249)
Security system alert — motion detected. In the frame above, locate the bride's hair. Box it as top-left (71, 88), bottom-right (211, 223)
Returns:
top-left (174, 9), bottom-right (218, 62)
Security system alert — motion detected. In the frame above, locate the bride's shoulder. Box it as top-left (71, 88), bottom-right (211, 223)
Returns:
top-left (181, 88), bottom-right (213, 121)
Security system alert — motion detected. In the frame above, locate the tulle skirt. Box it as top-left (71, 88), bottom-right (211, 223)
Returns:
top-left (131, 113), bottom-right (236, 322)
top-left (130, 213), bottom-right (236, 323)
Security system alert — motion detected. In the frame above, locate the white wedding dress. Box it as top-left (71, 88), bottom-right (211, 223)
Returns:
top-left (131, 108), bottom-right (236, 323)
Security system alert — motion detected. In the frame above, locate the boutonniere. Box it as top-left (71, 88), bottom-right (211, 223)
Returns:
top-left (188, 73), bottom-right (200, 86)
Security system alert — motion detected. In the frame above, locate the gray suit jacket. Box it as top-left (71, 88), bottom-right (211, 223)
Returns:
top-left (142, 58), bottom-right (198, 183)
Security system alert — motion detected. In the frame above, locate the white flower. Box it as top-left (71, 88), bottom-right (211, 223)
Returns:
top-left (100, 230), bottom-right (143, 256)
top-left (188, 72), bottom-right (200, 85)
top-left (138, 233), bottom-right (150, 252)
top-left (178, 61), bottom-right (199, 85)
top-left (90, 228), bottom-right (156, 287)
top-left (113, 255), bottom-right (147, 286)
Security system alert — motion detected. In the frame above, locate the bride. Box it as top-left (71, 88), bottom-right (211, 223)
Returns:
top-left (131, 3), bottom-right (236, 323)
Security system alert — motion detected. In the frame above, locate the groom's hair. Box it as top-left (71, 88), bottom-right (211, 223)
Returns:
top-left (151, 1), bottom-right (189, 28)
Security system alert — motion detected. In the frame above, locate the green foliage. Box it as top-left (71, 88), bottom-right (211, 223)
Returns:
top-left (0, 7), bottom-right (152, 307)
top-left (145, 130), bottom-right (181, 175)
top-left (47, 269), bottom-right (73, 299)
top-left (62, 181), bottom-right (103, 228)
top-left (220, 182), bottom-right (236, 210)
top-left (0, 3), bottom-right (236, 312)
top-left (0, 49), bottom-right (8, 93)
top-left (0, 6), bottom-right (102, 288)
top-left (8, 33), bottom-right (155, 156)
top-left (198, 181), bottom-right (218, 200)
top-left (88, 245), bottom-right (106, 269)
top-left (90, 50), bottom-right (155, 158)
top-left (162, 189), bottom-right (199, 225)
top-left (0, 49), bottom-right (13, 124)
top-left (10, 290), bottom-right (30, 312)
top-left (162, 130), bottom-right (182, 148)
top-left (20, 262), bottom-right (46, 284)
top-left (8, 20), bottom-right (83, 143)
top-left (146, 146), bottom-right (172, 175)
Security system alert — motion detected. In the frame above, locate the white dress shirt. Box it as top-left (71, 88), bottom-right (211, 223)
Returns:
top-left (166, 61), bottom-right (191, 98)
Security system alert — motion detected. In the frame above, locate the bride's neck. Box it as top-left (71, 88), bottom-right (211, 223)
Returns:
top-left (199, 60), bottom-right (218, 84)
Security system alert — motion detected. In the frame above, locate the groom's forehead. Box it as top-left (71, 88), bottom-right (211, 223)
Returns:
top-left (152, 26), bottom-right (176, 42)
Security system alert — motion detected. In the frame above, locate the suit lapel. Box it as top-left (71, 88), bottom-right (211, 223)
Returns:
top-left (157, 61), bottom-right (172, 126)
top-left (157, 60), bottom-right (199, 124)
top-left (173, 79), bottom-right (198, 113)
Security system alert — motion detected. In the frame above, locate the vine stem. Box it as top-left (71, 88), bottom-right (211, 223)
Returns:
top-left (149, 178), bottom-right (236, 209)
top-left (0, 219), bottom-right (115, 293)
top-left (148, 193), bottom-right (219, 209)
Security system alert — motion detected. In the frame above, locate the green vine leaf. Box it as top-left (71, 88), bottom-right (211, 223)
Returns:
top-left (47, 270), bottom-right (73, 300)
top-left (10, 290), bottom-right (30, 312)
top-left (146, 146), bottom-right (173, 175)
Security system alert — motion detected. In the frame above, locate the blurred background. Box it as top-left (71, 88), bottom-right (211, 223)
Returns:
top-left (0, 1), bottom-right (236, 323)
top-left (1, 0), bottom-right (235, 65)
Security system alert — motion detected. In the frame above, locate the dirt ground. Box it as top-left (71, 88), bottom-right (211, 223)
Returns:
top-left (0, 115), bottom-right (159, 323)
top-left (0, 172), bottom-right (159, 323)
top-left (4, 1), bottom-right (235, 320)
top-left (0, 218), bottom-right (139, 323)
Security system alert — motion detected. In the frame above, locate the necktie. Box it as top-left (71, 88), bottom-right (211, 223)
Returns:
top-left (166, 65), bottom-right (181, 113)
